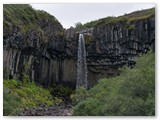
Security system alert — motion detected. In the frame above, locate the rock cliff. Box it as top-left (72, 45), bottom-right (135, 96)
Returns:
top-left (3, 5), bottom-right (155, 88)
top-left (3, 4), bottom-right (65, 86)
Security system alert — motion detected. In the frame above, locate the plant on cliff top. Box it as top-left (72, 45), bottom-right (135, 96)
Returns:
top-left (3, 4), bottom-right (63, 36)
top-left (74, 7), bottom-right (155, 31)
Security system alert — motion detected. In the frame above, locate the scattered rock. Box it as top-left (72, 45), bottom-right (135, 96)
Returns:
top-left (19, 102), bottom-right (72, 116)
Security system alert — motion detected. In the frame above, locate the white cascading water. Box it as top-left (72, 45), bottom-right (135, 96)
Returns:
top-left (76, 34), bottom-right (88, 89)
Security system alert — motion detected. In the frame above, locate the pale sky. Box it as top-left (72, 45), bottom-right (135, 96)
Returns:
top-left (31, 3), bottom-right (155, 28)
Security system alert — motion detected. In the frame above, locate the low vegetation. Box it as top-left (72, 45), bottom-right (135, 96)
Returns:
top-left (3, 79), bottom-right (62, 115)
top-left (3, 4), bottom-right (155, 116)
top-left (3, 4), bottom-right (62, 36)
top-left (73, 51), bottom-right (155, 116)
top-left (75, 7), bottom-right (155, 31)
top-left (48, 83), bottom-right (75, 102)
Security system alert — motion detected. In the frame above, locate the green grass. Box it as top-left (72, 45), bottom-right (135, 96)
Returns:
top-left (75, 7), bottom-right (155, 31)
top-left (3, 79), bottom-right (62, 116)
top-left (3, 4), bottom-right (63, 39)
top-left (3, 87), bottom-right (22, 115)
top-left (73, 51), bottom-right (155, 116)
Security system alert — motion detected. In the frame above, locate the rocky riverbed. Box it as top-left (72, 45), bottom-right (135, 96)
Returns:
top-left (19, 102), bottom-right (73, 116)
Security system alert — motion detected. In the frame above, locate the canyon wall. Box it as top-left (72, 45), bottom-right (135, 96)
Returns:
top-left (3, 5), bottom-right (155, 88)
top-left (65, 15), bottom-right (155, 87)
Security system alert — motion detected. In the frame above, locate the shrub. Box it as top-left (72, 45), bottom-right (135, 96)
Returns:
top-left (49, 83), bottom-right (75, 102)
top-left (3, 88), bottom-right (22, 115)
top-left (3, 79), bottom-right (55, 115)
top-left (73, 98), bottom-right (102, 116)
top-left (73, 51), bottom-right (155, 116)
top-left (70, 86), bottom-right (89, 105)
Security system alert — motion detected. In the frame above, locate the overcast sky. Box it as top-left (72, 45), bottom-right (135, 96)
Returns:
top-left (31, 3), bottom-right (155, 28)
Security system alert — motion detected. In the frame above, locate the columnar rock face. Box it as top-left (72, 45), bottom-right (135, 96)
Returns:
top-left (3, 26), bottom-right (65, 86)
top-left (66, 15), bottom-right (155, 87)
top-left (3, 5), bottom-right (155, 88)
top-left (3, 5), bottom-right (66, 87)
top-left (91, 17), bottom-right (155, 65)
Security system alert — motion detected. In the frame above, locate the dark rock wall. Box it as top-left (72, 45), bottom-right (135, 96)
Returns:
top-left (3, 16), bottom-right (66, 85)
top-left (66, 15), bottom-right (155, 87)
top-left (89, 16), bottom-right (155, 66)
top-left (3, 15), bottom-right (155, 88)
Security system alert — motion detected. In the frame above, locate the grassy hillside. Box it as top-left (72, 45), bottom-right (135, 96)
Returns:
top-left (73, 51), bottom-right (155, 116)
top-left (3, 4), bottom-right (63, 36)
top-left (75, 7), bottom-right (155, 31)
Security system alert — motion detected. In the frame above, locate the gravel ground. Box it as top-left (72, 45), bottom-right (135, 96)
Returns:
top-left (19, 102), bottom-right (73, 116)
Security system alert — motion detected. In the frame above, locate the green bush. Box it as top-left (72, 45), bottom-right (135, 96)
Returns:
top-left (70, 86), bottom-right (89, 105)
top-left (49, 83), bottom-right (75, 102)
top-left (3, 88), bottom-right (21, 115)
top-left (73, 97), bottom-right (102, 116)
top-left (3, 79), bottom-right (56, 115)
top-left (100, 94), bottom-right (146, 116)
top-left (73, 51), bottom-right (155, 116)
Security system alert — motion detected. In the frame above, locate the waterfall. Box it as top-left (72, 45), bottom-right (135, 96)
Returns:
top-left (76, 34), bottom-right (88, 89)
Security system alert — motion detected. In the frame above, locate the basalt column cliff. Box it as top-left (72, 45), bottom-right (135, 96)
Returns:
top-left (3, 5), bottom-right (155, 88)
